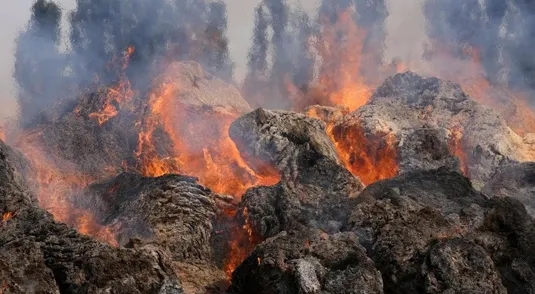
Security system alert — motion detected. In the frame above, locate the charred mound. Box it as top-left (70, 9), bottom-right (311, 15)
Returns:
top-left (4, 64), bottom-right (535, 294)
top-left (229, 108), bottom-right (363, 239)
top-left (231, 162), bottom-right (535, 293)
top-left (483, 162), bottom-right (535, 217)
top-left (228, 230), bottom-right (384, 294)
top-left (0, 140), bottom-right (184, 293)
top-left (78, 172), bottom-right (229, 293)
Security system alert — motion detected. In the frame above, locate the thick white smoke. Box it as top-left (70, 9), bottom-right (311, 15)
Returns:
top-left (384, 0), bottom-right (429, 73)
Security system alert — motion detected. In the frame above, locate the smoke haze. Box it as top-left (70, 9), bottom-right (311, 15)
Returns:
top-left (2, 0), bottom-right (535, 122)
top-left (0, 0), bottom-right (322, 120)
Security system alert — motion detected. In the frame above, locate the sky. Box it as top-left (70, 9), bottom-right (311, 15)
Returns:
top-left (0, 0), bottom-right (426, 120)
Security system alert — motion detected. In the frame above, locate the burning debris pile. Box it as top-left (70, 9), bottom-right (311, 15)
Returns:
top-left (3, 69), bottom-right (535, 293)
top-left (2, 0), bottom-right (535, 293)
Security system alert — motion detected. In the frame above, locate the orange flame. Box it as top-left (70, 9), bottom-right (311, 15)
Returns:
top-left (307, 108), bottom-right (398, 185)
top-left (136, 77), bottom-right (279, 197)
top-left (224, 207), bottom-right (259, 278)
top-left (331, 122), bottom-right (398, 185)
top-left (15, 131), bottom-right (118, 246)
top-left (315, 10), bottom-right (373, 111)
top-left (89, 47), bottom-right (136, 126)
top-left (275, 8), bottom-right (377, 112)
top-left (448, 127), bottom-right (470, 177)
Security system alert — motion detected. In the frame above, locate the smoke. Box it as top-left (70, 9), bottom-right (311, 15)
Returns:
top-left (383, 0), bottom-right (428, 71)
top-left (241, 0), bottom-right (389, 110)
top-left (422, 0), bottom-right (535, 98)
top-left (12, 0), bottom-right (235, 127)
top-left (7, 0), bottom-right (535, 127)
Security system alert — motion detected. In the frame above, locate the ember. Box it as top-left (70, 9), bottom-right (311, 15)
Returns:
top-left (1, 212), bottom-right (12, 223)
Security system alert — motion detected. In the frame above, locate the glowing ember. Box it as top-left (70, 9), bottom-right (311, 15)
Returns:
top-left (2, 212), bottom-right (13, 223)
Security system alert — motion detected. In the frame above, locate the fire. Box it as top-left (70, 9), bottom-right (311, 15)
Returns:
top-left (224, 207), bottom-right (259, 278)
top-left (89, 47), bottom-right (136, 126)
top-left (14, 130), bottom-right (118, 246)
top-left (330, 121), bottom-right (398, 185)
top-left (136, 72), bottom-right (279, 197)
top-left (448, 126), bottom-right (470, 177)
top-left (313, 9), bottom-right (373, 111)
top-left (306, 108), bottom-right (398, 186)
top-left (0, 125), bottom-right (4, 142)
top-left (426, 44), bottom-right (535, 136)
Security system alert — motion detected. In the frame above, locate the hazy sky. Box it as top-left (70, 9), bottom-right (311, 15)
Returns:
top-left (0, 0), bottom-right (426, 119)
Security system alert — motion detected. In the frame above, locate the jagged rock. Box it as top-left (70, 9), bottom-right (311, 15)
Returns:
top-left (239, 165), bottom-right (359, 239)
top-left (483, 162), bottom-right (535, 217)
top-left (0, 239), bottom-right (59, 293)
top-left (331, 72), bottom-right (535, 188)
top-left (471, 197), bottom-right (535, 294)
top-left (345, 168), bottom-right (507, 293)
top-left (0, 141), bottom-right (184, 293)
top-left (230, 108), bottom-right (343, 177)
top-left (15, 114), bottom-right (133, 179)
top-left (228, 230), bottom-right (384, 294)
top-left (230, 108), bottom-right (363, 239)
top-left (398, 128), bottom-right (460, 173)
top-left (357, 168), bottom-right (488, 218)
top-left (422, 238), bottom-right (506, 294)
top-left (80, 173), bottom-right (218, 260)
top-left (79, 172), bottom-right (227, 293)
top-left (0, 141), bottom-right (35, 210)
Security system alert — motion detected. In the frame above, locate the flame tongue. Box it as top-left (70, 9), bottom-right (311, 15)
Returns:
top-left (315, 9), bottom-right (373, 111)
top-left (14, 136), bottom-right (118, 246)
top-left (136, 75), bottom-right (279, 197)
top-left (88, 46), bottom-right (136, 126)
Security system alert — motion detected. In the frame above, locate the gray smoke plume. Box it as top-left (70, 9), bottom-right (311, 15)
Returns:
top-left (424, 0), bottom-right (535, 96)
top-left (13, 0), bottom-right (234, 127)
top-left (242, 0), bottom-right (388, 110)
top-left (12, 0), bottom-right (535, 125)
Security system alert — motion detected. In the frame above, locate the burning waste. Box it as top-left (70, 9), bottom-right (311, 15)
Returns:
top-left (1, 0), bottom-right (535, 293)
